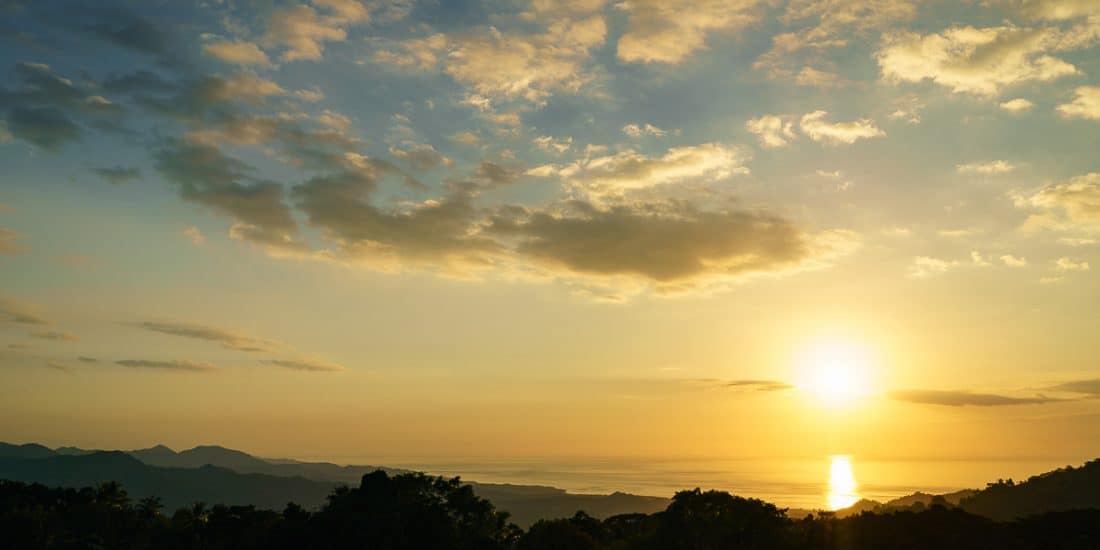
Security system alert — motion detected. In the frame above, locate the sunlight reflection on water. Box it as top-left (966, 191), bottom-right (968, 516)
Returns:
top-left (319, 455), bottom-right (1077, 510)
top-left (827, 455), bottom-right (860, 510)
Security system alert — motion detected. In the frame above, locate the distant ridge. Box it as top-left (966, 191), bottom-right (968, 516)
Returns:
top-left (0, 451), bottom-right (334, 512)
top-left (0, 442), bottom-right (54, 459)
top-left (0, 442), bottom-right (668, 526)
top-left (959, 459), bottom-right (1100, 520)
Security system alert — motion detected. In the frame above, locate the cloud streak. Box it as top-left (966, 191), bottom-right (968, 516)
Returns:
top-left (0, 297), bottom-right (49, 325)
top-left (139, 321), bottom-right (279, 352)
top-left (263, 358), bottom-right (344, 372)
top-left (890, 389), bottom-right (1062, 406)
top-left (116, 359), bottom-right (218, 372)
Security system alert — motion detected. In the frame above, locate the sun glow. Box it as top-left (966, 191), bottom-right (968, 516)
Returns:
top-left (796, 336), bottom-right (878, 407)
top-left (827, 455), bottom-right (860, 510)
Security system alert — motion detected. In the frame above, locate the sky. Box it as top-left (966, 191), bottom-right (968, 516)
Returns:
top-left (1, 0), bottom-right (1099, 466)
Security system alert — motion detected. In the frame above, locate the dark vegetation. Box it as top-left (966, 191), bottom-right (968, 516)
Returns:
top-left (958, 460), bottom-right (1100, 521)
top-left (3, 470), bottom-right (1100, 550)
top-left (2, 443), bottom-right (1099, 549)
top-left (0, 443), bottom-right (668, 526)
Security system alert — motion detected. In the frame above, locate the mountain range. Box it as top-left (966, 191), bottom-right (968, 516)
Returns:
top-left (0, 442), bottom-right (668, 526)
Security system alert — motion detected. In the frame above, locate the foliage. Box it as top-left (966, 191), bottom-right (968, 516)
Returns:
top-left (3, 473), bottom-right (1100, 549)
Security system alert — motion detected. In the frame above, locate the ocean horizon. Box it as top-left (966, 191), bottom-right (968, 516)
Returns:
top-left (301, 455), bottom-right (1087, 510)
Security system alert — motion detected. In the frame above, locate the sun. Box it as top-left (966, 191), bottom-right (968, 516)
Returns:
top-left (795, 336), bottom-right (877, 407)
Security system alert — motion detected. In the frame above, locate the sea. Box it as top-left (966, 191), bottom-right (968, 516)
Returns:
top-left (330, 456), bottom-right (1085, 510)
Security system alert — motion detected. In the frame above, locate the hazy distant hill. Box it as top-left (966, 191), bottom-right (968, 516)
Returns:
top-left (0, 442), bottom-right (56, 459)
top-left (0, 442), bottom-right (667, 526)
top-left (959, 459), bottom-right (1100, 520)
top-left (0, 452), bottom-right (334, 511)
top-left (794, 489), bottom-right (980, 519)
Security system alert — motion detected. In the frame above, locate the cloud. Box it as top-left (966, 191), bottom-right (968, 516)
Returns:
top-left (183, 225), bottom-right (206, 245)
top-left (202, 41), bottom-right (273, 67)
top-left (890, 389), bottom-right (1061, 406)
top-left (616, 0), bottom-right (761, 64)
top-left (154, 139), bottom-right (304, 251)
top-left (293, 170), bottom-right (503, 271)
top-left (4, 106), bottom-right (81, 149)
top-left (1014, 172), bottom-right (1100, 233)
top-left (1012, 0), bottom-right (1100, 21)
top-left (264, 1), bottom-right (371, 62)
top-left (876, 25), bottom-right (1083, 96)
top-left (1048, 378), bottom-right (1100, 396)
top-left (755, 0), bottom-right (916, 80)
top-left (388, 142), bottom-right (453, 170)
top-left (622, 123), bottom-right (667, 138)
top-left (0, 296), bottom-right (48, 325)
top-left (1001, 255), bottom-right (1028, 267)
top-left (451, 132), bottom-right (480, 145)
top-left (81, 11), bottom-right (186, 66)
top-left (116, 359), bottom-right (218, 372)
top-left (77, 356), bottom-right (98, 363)
top-left (1057, 86), bottom-right (1100, 120)
top-left (723, 379), bottom-right (796, 392)
top-left (473, 161), bottom-right (523, 188)
top-left (0, 61), bottom-right (128, 149)
top-left (138, 321), bottom-right (279, 352)
top-left (46, 360), bottom-right (74, 374)
top-left (799, 111), bottom-right (884, 145)
top-left (149, 73), bottom-right (290, 118)
top-left (0, 227), bottom-right (26, 255)
top-left (794, 67), bottom-right (848, 88)
top-left (1054, 257), bottom-right (1090, 271)
top-left (1060, 237), bottom-right (1097, 246)
top-left (93, 166), bottom-right (141, 185)
top-left (1000, 98), bottom-right (1034, 112)
top-left (746, 115), bottom-right (796, 148)
top-left (32, 331), bottom-right (77, 342)
top-left (486, 199), bottom-right (846, 286)
top-left (534, 135), bottom-right (573, 154)
top-left (263, 357), bottom-right (344, 372)
top-left (292, 150), bottom-right (852, 292)
top-left (909, 256), bottom-right (958, 277)
top-left (374, 14), bottom-right (605, 105)
top-left (957, 160), bottom-right (1015, 175)
top-left (547, 143), bottom-right (751, 198)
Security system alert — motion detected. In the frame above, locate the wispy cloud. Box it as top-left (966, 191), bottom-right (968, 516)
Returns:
top-left (1048, 379), bottom-right (1100, 396)
top-left (723, 379), bottom-right (796, 392)
top-left (0, 296), bottom-right (49, 325)
top-left (890, 389), bottom-right (1062, 407)
top-left (116, 359), bottom-right (218, 372)
top-left (32, 330), bottom-right (78, 342)
top-left (138, 321), bottom-right (280, 352)
top-left (799, 111), bottom-right (884, 145)
top-left (694, 378), bottom-right (795, 392)
top-left (0, 227), bottom-right (26, 255)
top-left (957, 160), bottom-right (1015, 175)
top-left (263, 358), bottom-right (344, 372)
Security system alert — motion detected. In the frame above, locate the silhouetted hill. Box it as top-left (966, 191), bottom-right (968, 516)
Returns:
top-left (959, 459), bottom-right (1100, 520)
top-left (885, 489), bottom-right (975, 508)
top-left (4, 474), bottom-right (1100, 550)
top-left (0, 451), bottom-right (335, 511)
top-left (0, 442), bottom-right (55, 459)
top-left (0, 442), bottom-right (668, 526)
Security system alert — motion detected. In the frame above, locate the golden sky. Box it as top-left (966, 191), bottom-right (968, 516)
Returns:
top-left (1, 0), bottom-right (1099, 464)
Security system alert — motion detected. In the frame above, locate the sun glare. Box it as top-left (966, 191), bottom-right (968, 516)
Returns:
top-left (796, 336), bottom-right (877, 407)
top-left (827, 455), bottom-right (860, 510)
